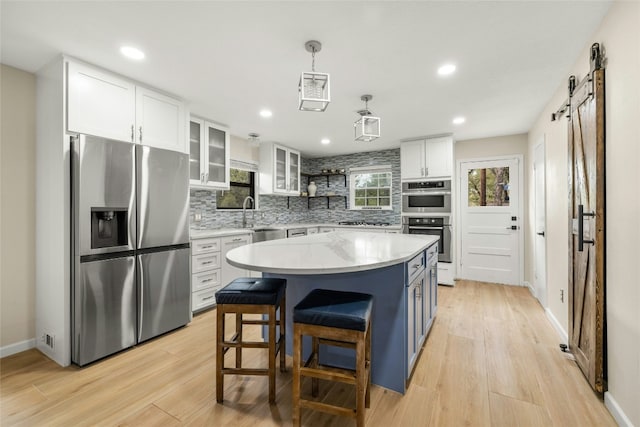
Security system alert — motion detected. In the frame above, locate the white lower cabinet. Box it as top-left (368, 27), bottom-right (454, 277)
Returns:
top-left (190, 237), bottom-right (222, 312)
top-left (221, 233), bottom-right (253, 287)
top-left (318, 227), bottom-right (335, 233)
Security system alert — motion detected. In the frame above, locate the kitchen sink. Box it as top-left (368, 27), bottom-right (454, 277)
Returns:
top-left (252, 227), bottom-right (286, 242)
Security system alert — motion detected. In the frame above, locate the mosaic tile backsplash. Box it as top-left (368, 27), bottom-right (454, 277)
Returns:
top-left (190, 148), bottom-right (401, 230)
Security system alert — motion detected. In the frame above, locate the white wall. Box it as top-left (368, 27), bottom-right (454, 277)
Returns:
top-left (527, 2), bottom-right (640, 426)
top-left (0, 65), bottom-right (37, 356)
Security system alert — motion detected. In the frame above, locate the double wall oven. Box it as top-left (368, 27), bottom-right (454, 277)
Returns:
top-left (402, 179), bottom-right (452, 263)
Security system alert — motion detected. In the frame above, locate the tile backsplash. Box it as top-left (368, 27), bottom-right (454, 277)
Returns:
top-left (190, 148), bottom-right (401, 230)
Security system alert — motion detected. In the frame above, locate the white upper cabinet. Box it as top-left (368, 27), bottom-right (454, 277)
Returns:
top-left (67, 60), bottom-right (187, 153)
top-left (259, 142), bottom-right (300, 196)
top-left (135, 87), bottom-right (185, 152)
top-left (401, 136), bottom-right (453, 180)
top-left (189, 117), bottom-right (230, 189)
top-left (67, 61), bottom-right (135, 143)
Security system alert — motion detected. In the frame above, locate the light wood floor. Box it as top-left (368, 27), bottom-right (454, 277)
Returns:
top-left (1, 280), bottom-right (616, 426)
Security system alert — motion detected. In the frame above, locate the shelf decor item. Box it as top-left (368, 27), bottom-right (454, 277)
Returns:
top-left (354, 94), bottom-right (381, 142)
top-left (298, 40), bottom-right (330, 112)
top-left (307, 181), bottom-right (317, 197)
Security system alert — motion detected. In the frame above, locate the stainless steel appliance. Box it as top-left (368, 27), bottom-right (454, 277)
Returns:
top-left (402, 180), bottom-right (452, 214)
top-left (287, 228), bottom-right (307, 238)
top-left (402, 216), bottom-right (452, 263)
top-left (72, 134), bottom-right (191, 366)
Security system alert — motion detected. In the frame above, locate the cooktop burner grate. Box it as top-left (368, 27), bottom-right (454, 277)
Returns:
top-left (338, 221), bottom-right (391, 226)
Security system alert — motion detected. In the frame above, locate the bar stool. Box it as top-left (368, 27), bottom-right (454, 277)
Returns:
top-left (292, 289), bottom-right (373, 427)
top-left (215, 277), bottom-right (286, 404)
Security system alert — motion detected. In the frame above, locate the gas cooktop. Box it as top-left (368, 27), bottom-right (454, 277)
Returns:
top-left (338, 221), bottom-right (391, 226)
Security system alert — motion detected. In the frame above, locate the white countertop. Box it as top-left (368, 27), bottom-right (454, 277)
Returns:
top-left (190, 228), bottom-right (252, 239)
top-left (226, 231), bottom-right (438, 275)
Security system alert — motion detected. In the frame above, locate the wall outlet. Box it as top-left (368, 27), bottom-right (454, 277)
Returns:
top-left (194, 210), bottom-right (202, 222)
top-left (41, 333), bottom-right (55, 350)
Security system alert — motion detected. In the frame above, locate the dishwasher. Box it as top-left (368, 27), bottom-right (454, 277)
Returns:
top-left (287, 228), bottom-right (307, 238)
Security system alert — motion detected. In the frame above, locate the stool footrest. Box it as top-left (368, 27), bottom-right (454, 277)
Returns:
top-left (318, 338), bottom-right (357, 349)
top-left (300, 364), bottom-right (357, 384)
top-left (222, 368), bottom-right (269, 376)
top-left (242, 319), bottom-right (270, 326)
top-left (299, 399), bottom-right (356, 419)
top-left (222, 340), bottom-right (269, 349)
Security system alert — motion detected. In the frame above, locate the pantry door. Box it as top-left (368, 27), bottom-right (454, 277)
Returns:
top-left (459, 156), bottom-right (523, 285)
top-left (568, 66), bottom-right (606, 394)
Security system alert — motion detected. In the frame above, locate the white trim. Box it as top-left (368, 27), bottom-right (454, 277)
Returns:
top-left (230, 159), bottom-right (258, 172)
top-left (524, 280), bottom-right (534, 293)
top-left (604, 392), bottom-right (634, 427)
top-left (545, 308), bottom-right (568, 344)
top-left (456, 154), bottom-right (525, 286)
top-left (0, 338), bottom-right (36, 358)
top-left (349, 164), bottom-right (391, 173)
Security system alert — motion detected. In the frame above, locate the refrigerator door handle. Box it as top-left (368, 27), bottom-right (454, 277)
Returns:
top-left (137, 255), bottom-right (144, 341)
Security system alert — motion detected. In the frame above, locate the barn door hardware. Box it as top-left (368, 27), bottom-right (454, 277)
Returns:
top-left (551, 43), bottom-right (604, 122)
top-left (578, 204), bottom-right (595, 251)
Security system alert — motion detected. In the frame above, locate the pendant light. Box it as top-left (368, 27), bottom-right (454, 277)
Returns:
top-left (298, 40), bottom-right (330, 112)
top-left (354, 94), bottom-right (381, 142)
top-left (248, 133), bottom-right (260, 148)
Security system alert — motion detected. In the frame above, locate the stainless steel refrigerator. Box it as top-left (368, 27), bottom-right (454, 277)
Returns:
top-left (71, 134), bottom-right (191, 366)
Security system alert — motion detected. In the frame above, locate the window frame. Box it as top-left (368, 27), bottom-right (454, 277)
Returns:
top-left (349, 165), bottom-right (393, 211)
top-left (215, 166), bottom-right (257, 210)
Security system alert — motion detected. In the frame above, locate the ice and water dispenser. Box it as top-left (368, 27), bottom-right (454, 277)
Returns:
top-left (90, 208), bottom-right (128, 249)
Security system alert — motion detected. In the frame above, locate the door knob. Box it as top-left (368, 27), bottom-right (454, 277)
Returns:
top-left (506, 225), bottom-right (519, 230)
top-left (537, 231), bottom-right (545, 237)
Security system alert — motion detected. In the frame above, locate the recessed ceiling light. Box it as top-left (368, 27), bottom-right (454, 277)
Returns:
top-left (321, 138), bottom-right (331, 145)
top-left (452, 116), bottom-right (466, 125)
top-left (259, 109), bottom-right (273, 118)
top-left (120, 46), bottom-right (145, 60)
top-left (437, 63), bottom-right (456, 76)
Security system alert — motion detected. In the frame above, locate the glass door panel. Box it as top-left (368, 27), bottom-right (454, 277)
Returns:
top-left (189, 120), bottom-right (202, 182)
top-left (289, 151), bottom-right (299, 193)
top-left (275, 146), bottom-right (287, 191)
top-left (207, 125), bottom-right (226, 184)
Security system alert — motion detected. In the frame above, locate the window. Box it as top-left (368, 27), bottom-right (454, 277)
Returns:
top-left (216, 168), bottom-right (255, 209)
top-left (349, 166), bottom-right (392, 210)
top-left (467, 166), bottom-right (510, 207)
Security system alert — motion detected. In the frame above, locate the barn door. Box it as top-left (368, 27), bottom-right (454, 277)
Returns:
top-left (565, 44), bottom-right (606, 393)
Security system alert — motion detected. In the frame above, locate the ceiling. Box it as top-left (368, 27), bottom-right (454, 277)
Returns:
top-left (1, 1), bottom-right (611, 157)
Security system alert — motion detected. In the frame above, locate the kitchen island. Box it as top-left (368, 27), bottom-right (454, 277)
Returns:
top-left (226, 231), bottom-right (439, 394)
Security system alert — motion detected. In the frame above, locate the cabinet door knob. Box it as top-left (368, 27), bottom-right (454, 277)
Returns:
top-left (139, 126), bottom-right (143, 143)
top-left (130, 125), bottom-right (134, 142)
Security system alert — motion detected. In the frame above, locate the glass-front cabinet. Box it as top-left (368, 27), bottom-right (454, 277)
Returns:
top-left (259, 142), bottom-right (301, 196)
top-left (189, 117), bottom-right (230, 189)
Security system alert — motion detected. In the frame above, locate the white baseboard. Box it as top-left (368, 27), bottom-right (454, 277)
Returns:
top-left (0, 338), bottom-right (36, 358)
top-left (524, 280), bottom-right (534, 293)
top-left (545, 308), bottom-right (568, 344)
top-left (605, 392), bottom-right (634, 427)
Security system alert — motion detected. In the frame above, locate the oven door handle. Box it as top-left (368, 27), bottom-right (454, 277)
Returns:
top-left (408, 226), bottom-right (444, 230)
top-left (402, 191), bottom-right (451, 196)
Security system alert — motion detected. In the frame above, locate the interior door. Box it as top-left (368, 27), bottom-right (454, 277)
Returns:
top-left (459, 157), bottom-right (521, 285)
top-left (568, 66), bottom-right (606, 393)
top-left (534, 141), bottom-right (547, 307)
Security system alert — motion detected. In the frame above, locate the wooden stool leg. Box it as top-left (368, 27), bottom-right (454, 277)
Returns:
top-left (268, 305), bottom-right (276, 404)
top-left (365, 322), bottom-right (371, 408)
top-left (216, 307), bottom-right (225, 403)
top-left (311, 336), bottom-right (319, 397)
top-left (235, 312), bottom-right (242, 368)
top-left (293, 323), bottom-right (302, 427)
top-left (279, 295), bottom-right (286, 372)
top-left (356, 334), bottom-right (366, 427)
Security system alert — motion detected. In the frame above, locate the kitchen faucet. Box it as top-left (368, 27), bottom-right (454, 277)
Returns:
top-left (242, 196), bottom-right (255, 228)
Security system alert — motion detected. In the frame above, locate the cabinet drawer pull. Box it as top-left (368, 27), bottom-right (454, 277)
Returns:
top-left (202, 261), bottom-right (213, 265)
top-left (232, 238), bottom-right (242, 242)
top-left (412, 263), bottom-right (421, 269)
top-left (201, 245), bottom-right (213, 249)
top-left (202, 296), bottom-right (214, 301)
top-left (201, 278), bottom-right (213, 283)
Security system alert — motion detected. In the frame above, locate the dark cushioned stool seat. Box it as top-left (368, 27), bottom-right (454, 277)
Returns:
top-left (215, 277), bottom-right (286, 306)
top-left (293, 289), bottom-right (373, 331)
